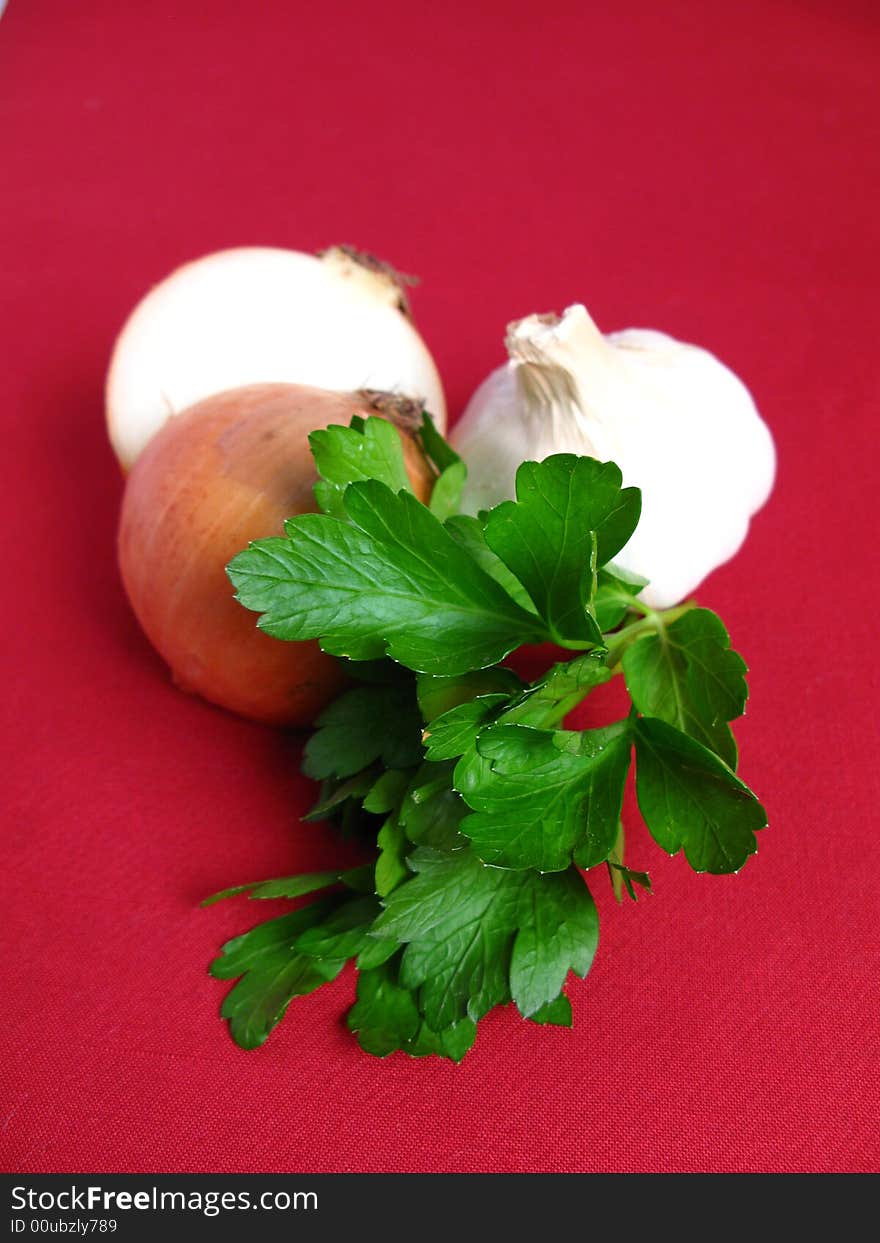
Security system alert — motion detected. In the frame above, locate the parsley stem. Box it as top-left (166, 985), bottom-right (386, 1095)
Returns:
top-left (519, 601), bottom-right (696, 729)
top-left (534, 688), bottom-right (602, 729)
top-left (602, 600), bottom-right (695, 672)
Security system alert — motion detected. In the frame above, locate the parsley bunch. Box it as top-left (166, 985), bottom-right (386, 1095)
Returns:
top-left (204, 415), bottom-right (766, 1060)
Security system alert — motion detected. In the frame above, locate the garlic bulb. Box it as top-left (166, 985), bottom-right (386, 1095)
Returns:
top-left (106, 246), bottom-right (446, 470)
top-left (452, 305), bottom-right (775, 608)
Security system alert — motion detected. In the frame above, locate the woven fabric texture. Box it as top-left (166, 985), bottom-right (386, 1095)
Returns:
top-left (1, 0), bottom-right (878, 1174)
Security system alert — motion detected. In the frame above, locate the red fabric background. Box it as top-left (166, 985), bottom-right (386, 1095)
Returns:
top-left (1, 0), bottom-right (878, 1174)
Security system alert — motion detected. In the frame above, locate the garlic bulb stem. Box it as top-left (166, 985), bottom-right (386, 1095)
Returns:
top-left (507, 306), bottom-right (628, 466)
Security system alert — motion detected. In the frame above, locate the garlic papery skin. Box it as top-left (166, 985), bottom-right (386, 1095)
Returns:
top-left (106, 246), bottom-right (446, 469)
top-left (452, 305), bottom-right (776, 609)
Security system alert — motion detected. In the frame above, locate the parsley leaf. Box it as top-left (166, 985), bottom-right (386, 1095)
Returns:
top-left (209, 901), bottom-right (345, 1049)
top-left (362, 768), bottom-right (411, 815)
top-left (606, 823), bottom-right (652, 903)
top-left (416, 667), bottom-right (525, 722)
top-left (375, 816), bottom-right (409, 896)
top-left (347, 959), bottom-right (477, 1061)
top-left (608, 862), bottom-right (653, 902)
top-left (623, 608), bottom-right (748, 768)
top-left (220, 956), bottom-right (344, 1051)
top-left (634, 717), bottom-right (767, 873)
top-left (302, 676), bottom-right (423, 780)
top-left (509, 869), bottom-right (599, 1017)
top-left (500, 653), bottom-right (612, 728)
top-left (594, 565), bottom-right (647, 631)
top-left (309, 417), bottom-right (413, 519)
top-left (527, 994), bottom-right (573, 1027)
top-left (425, 655), bottom-right (612, 765)
top-left (416, 414), bottom-right (468, 521)
top-left (406, 1018), bottom-right (477, 1061)
top-left (422, 695), bottom-right (510, 762)
top-left (374, 848), bottom-right (602, 1030)
top-left (229, 483), bottom-right (547, 675)
top-left (355, 936), bottom-right (400, 971)
top-left (373, 848), bottom-right (524, 1027)
top-left (201, 871), bottom-right (342, 906)
top-left (339, 863), bottom-right (378, 893)
top-left (482, 455), bottom-right (640, 646)
top-left (398, 762), bottom-right (468, 849)
top-left (211, 420), bottom-right (769, 1061)
top-left (301, 770), bottom-right (378, 822)
top-left (295, 894), bottom-right (382, 959)
top-left (456, 722), bottom-right (631, 871)
top-left (445, 515), bottom-right (539, 614)
top-left (346, 960), bottom-right (420, 1055)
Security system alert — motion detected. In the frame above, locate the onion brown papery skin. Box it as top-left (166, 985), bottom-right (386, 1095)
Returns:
top-left (118, 383), bottom-right (435, 726)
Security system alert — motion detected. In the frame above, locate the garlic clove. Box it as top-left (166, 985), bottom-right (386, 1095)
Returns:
top-left (452, 305), bottom-right (775, 609)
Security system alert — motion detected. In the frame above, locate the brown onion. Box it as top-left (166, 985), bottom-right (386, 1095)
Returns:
top-left (118, 383), bottom-right (435, 726)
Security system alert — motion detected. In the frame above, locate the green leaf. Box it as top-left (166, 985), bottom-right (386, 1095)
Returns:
top-left (374, 848), bottom-right (525, 1028)
top-left (482, 456), bottom-right (641, 646)
top-left (209, 901), bottom-right (337, 980)
top-left (406, 1018), bottom-right (477, 1061)
top-left (375, 848), bottom-right (601, 1031)
top-left (623, 608), bottom-right (748, 768)
top-left (456, 722), bottom-right (631, 871)
top-left (593, 486), bottom-right (642, 566)
top-left (416, 667), bottom-right (525, 723)
top-left (608, 862), bottom-right (653, 902)
top-left (355, 937), bottom-right (400, 971)
top-left (527, 994), bottom-right (573, 1027)
top-left (510, 869), bottom-right (599, 1017)
top-left (347, 959), bottom-right (476, 1061)
top-left (347, 960), bottom-right (421, 1056)
top-left (431, 656), bottom-right (611, 789)
top-left (499, 653), bottom-right (612, 728)
top-left (302, 770), bottom-right (378, 821)
top-left (416, 412), bottom-right (461, 474)
top-left (362, 768), bottom-right (411, 815)
top-left (229, 482), bottom-right (547, 675)
top-left (500, 455), bottom-right (640, 568)
top-left (417, 414), bottom-right (468, 522)
top-left (220, 955), bottom-right (344, 1050)
top-left (209, 901), bottom-right (345, 1049)
top-left (422, 695), bottom-right (510, 762)
top-left (605, 822), bottom-right (652, 903)
top-left (482, 458), bottom-right (602, 646)
top-left (310, 417), bottom-right (413, 519)
top-left (444, 515), bottom-right (537, 613)
top-left (375, 815), bottom-right (410, 896)
top-left (214, 440), bottom-right (767, 1059)
top-left (634, 717), bottom-right (767, 874)
top-left (593, 565), bottom-right (647, 632)
top-left (201, 871), bottom-right (341, 906)
top-left (398, 762), bottom-right (468, 849)
top-left (295, 895), bottom-right (382, 960)
top-left (339, 863), bottom-right (377, 893)
top-left (428, 459), bottom-right (467, 522)
top-left (302, 679), bottom-right (423, 780)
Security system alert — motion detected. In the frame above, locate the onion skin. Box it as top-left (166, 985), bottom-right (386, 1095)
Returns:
top-left (118, 383), bottom-right (435, 726)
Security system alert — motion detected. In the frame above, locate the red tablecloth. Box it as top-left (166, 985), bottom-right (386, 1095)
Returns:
top-left (2, 0), bottom-right (878, 1174)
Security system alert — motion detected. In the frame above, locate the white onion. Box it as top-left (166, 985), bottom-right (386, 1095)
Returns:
top-left (107, 246), bottom-right (446, 469)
